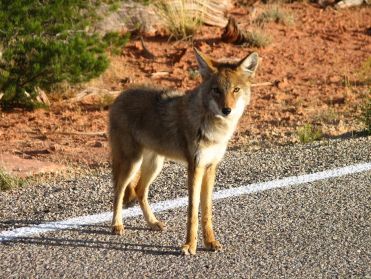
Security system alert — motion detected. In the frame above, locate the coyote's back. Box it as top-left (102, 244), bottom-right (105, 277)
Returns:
top-left (110, 87), bottom-right (189, 161)
top-left (109, 48), bottom-right (259, 255)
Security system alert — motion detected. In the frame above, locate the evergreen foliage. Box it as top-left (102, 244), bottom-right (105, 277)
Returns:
top-left (0, 0), bottom-right (127, 109)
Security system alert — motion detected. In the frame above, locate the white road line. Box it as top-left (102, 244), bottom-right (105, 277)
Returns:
top-left (1, 162), bottom-right (370, 242)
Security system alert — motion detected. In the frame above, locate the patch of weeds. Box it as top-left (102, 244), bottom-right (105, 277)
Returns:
top-left (245, 29), bottom-right (272, 48)
top-left (154, 0), bottom-right (204, 40)
top-left (254, 5), bottom-right (294, 26)
top-left (357, 56), bottom-right (371, 85)
top-left (48, 81), bottom-right (76, 102)
top-left (99, 93), bottom-right (116, 110)
top-left (188, 68), bottom-right (200, 80)
top-left (360, 96), bottom-right (371, 135)
top-left (0, 169), bottom-right (26, 191)
top-left (315, 108), bottom-right (339, 125)
top-left (297, 124), bottom-right (323, 143)
top-left (103, 32), bottom-right (131, 56)
top-left (342, 74), bottom-right (352, 88)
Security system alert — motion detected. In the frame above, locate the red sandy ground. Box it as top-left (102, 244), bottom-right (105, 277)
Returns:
top-left (0, 3), bottom-right (370, 171)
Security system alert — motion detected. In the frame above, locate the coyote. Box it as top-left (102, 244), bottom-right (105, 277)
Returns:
top-left (109, 48), bottom-right (259, 255)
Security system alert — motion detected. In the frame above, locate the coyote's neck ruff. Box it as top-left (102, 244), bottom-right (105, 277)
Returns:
top-left (109, 48), bottom-right (259, 255)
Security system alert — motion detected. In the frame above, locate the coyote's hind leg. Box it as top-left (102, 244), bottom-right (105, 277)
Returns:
top-left (136, 150), bottom-right (165, 231)
top-left (112, 158), bottom-right (142, 235)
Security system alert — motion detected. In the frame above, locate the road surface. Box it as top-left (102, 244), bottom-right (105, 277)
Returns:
top-left (1, 137), bottom-right (370, 278)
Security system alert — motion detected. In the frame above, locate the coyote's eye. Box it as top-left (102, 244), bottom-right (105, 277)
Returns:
top-left (233, 87), bottom-right (240, 93)
top-left (212, 87), bottom-right (222, 96)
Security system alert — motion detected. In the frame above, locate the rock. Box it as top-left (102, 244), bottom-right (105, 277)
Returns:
top-left (93, 141), bottom-right (104, 148)
top-left (70, 87), bottom-right (121, 105)
top-left (35, 87), bottom-right (51, 106)
top-left (277, 78), bottom-right (289, 90)
top-left (326, 95), bottom-right (345, 105)
top-left (335, 0), bottom-right (366, 9)
top-left (49, 144), bottom-right (64, 152)
top-left (95, 0), bottom-right (234, 38)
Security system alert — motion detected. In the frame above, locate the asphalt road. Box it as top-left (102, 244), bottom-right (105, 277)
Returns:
top-left (1, 137), bottom-right (370, 278)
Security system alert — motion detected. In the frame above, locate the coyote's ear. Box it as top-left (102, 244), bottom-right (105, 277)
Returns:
top-left (239, 52), bottom-right (259, 77)
top-left (194, 48), bottom-right (217, 79)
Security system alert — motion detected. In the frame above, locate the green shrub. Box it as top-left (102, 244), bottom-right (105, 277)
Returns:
top-left (360, 96), bottom-right (371, 135)
top-left (357, 56), bottom-right (371, 85)
top-left (297, 124), bottom-right (323, 143)
top-left (0, 1), bottom-right (127, 110)
top-left (103, 32), bottom-right (131, 55)
top-left (0, 168), bottom-right (26, 191)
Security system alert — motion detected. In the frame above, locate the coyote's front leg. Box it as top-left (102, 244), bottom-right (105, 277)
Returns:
top-left (181, 165), bottom-right (205, 255)
top-left (201, 164), bottom-right (222, 251)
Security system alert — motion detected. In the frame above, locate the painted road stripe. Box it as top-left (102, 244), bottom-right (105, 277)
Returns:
top-left (1, 162), bottom-right (370, 242)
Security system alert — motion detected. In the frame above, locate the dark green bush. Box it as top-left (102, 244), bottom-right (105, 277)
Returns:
top-left (0, 0), bottom-right (127, 110)
top-left (103, 32), bottom-right (131, 56)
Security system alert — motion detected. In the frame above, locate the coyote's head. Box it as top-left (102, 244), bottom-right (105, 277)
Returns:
top-left (194, 48), bottom-right (259, 119)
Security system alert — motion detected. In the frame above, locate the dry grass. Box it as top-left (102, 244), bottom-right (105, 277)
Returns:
top-left (154, 0), bottom-right (205, 40)
top-left (0, 168), bottom-right (26, 191)
top-left (356, 57), bottom-right (371, 134)
top-left (254, 5), bottom-right (294, 26)
top-left (245, 29), bottom-right (272, 48)
top-left (97, 92), bottom-right (116, 109)
top-left (314, 108), bottom-right (340, 125)
top-left (357, 56), bottom-right (371, 85)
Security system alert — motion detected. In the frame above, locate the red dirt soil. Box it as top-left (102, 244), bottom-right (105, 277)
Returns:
top-left (0, 3), bottom-right (370, 170)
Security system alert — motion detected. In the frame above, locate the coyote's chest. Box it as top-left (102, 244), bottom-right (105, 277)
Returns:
top-left (196, 117), bottom-right (238, 166)
top-left (197, 141), bottom-right (228, 166)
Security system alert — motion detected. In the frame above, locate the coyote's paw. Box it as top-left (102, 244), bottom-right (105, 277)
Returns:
top-left (181, 243), bottom-right (197, 256)
top-left (112, 224), bottom-right (124, 236)
top-left (205, 240), bottom-right (222, 252)
top-left (148, 221), bottom-right (166, 231)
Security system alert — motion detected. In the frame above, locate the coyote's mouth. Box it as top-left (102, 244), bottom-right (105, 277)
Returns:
top-left (215, 114), bottom-right (225, 120)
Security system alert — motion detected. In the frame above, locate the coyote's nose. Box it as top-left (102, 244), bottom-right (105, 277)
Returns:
top-left (222, 107), bottom-right (232, 115)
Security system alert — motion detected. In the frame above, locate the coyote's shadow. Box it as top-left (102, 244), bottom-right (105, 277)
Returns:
top-left (0, 220), bottom-right (181, 256)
